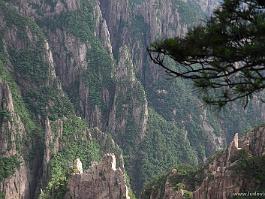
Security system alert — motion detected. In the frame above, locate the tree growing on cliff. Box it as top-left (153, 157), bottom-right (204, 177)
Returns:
top-left (148, 0), bottom-right (265, 107)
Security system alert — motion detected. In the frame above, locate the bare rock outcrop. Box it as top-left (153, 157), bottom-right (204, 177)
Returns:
top-left (0, 81), bottom-right (30, 199)
top-left (65, 154), bottom-right (130, 199)
top-left (148, 170), bottom-right (185, 199)
top-left (109, 46), bottom-right (148, 142)
top-left (0, 163), bottom-right (30, 199)
top-left (193, 127), bottom-right (265, 199)
top-left (42, 118), bottom-right (63, 184)
top-left (195, 0), bottom-right (220, 15)
top-left (144, 127), bottom-right (265, 199)
top-left (72, 158), bottom-right (83, 174)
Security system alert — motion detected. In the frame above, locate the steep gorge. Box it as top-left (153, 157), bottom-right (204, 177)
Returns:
top-left (0, 0), bottom-right (264, 198)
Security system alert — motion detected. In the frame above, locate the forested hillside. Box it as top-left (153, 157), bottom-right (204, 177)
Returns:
top-left (0, 0), bottom-right (264, 198)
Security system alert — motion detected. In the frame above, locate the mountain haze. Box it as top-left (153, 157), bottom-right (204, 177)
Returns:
top-left (0, 0), bottom-right (264, 198)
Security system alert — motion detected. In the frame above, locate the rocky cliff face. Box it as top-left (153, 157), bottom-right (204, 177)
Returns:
top-left (0, 0), bottom-right (265, 198)
top-left (195, 0), bottom-right (221, 15)
top-left (0, 81), bottom-right (30, 199)
top-left (65, 154), bottom-right (130, 199)
top-left (0, 1), bottom-right (129, 198)
top-left (143, 126), bottom-right (265, 199)
top-left (193, 127), bottom-right (265, 199)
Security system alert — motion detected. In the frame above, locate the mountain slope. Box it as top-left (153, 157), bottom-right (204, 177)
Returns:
top-left (0, 0), bottom-right (264, 198)
top-left (142, 126), bottom-right (265, 199)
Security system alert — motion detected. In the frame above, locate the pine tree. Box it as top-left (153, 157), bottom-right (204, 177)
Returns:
top-left (148, 0), bottom-right (265, 107)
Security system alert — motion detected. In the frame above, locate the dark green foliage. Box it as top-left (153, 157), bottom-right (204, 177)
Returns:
top-left (203, 149), bottom-right (224, 166)
top-left (0, 110), bottom-right (11, 120)
top-left (220, 104), bottom-right (264, 141)
top-left (0, 5), bottom-right (103, 199)
top-left (41, 0), bottom-right (114, 109)
top-left (168, 165), bottom-right (205, 191)
top-left (122, 117), bottom-right (138, 154)
top-left (7, 46), bottom-right (74, 120)
top-left (113, 80), bottom-right (146, 159)
top-left (63, 117), bottom-right (87, 136)
top-left (0, 2), bottom-right (114, 198)
top-left (141, 173), bottom-right (167, 199)
top-left (0, 0), bottom-right (67, 123)
top-left (146, 74), bottom-right (222, 159)
top-left (229, 148), bottom-right (249, 163)
top-left (0, 191), bottom-right (4, 199)
top-left (0, 15), bottom-right (44, 166)
top-left (141, 163), bottom-right (205, 199)
top-left (0, 0), bottom-right (45, 45)
top-left (0, 60), bottom-right (37, 133)
top-left (9, 48), bottom-right (48, 85)
top-left (0, 2), bottom-right (45, 133)
top-left (0, 37), bottom-right (6, 63)
top-left (39, 0), bottom-right (95, 42)
top-left (41, 116), bottom-right (102, 199)
top-left (183, 191), bottom-right (193, 199)
top-left (24, 86), bottom-right (74, 120)
top-left (59, 1), bottom-right (95, 42)
top-left (39, 121), bottom-right (101, 198)
top-left (126, 0), bottom-right (265, 194)
top-left (134, 108), bottom-right (197, 193)
top-left (148, 0), bottom-right (265, 107)
top-left (0, 1), bottom-right (122, 198)
top-left (84, 43), bottom-right (114, 107)
top-left (116, 81), bottom-right (146, 112)
top-left (233, 156), bottom-right (265, 191)
top-left (0, 156), bottom-right (21, 182)
top-left (41, 140), bottom-right (101, 199)
top-left (0, 4), bottom-right (75, 120)
top-left (125, 173), bottom-right (138, 199)
top-left (65, 81), bottom-right (81, 113)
